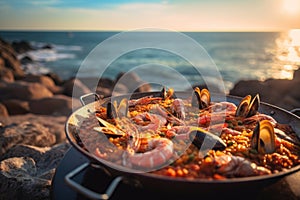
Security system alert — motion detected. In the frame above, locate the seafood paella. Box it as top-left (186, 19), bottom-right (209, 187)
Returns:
top-left (78, 87), bottom-right (300, 180)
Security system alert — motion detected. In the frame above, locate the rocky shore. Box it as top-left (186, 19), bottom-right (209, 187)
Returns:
top-left (1, 37), bottom-right (300, 199)
top-left (0, 37), bottom-right (151, 199)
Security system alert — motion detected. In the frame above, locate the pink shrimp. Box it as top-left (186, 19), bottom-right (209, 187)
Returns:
top-left (167, 126), bottom-right (191, 140)
top-left (214, 155), bottom-right (271, 177)
top-left (150, 104), bottom-right (185, 126)
top-left (243, 113), bottom-right (277, 125)
top-left (171, 99), bottom-right (186, 120)
top-left (209, 102), bottom-right (237, 113)
top-left (221, 127), bottom-right (242, 136)
top-left (198, 113), bottom-right (226, 126)
top-left (128, 96), bottom-right (162, 106)
top-left (132, 112), bottom-right (167, 131)
top-left (129, 138), bottom-right (174, 168)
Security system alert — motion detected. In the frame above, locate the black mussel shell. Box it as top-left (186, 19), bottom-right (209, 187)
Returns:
top-left (189, 129), bottom-right (226, 150)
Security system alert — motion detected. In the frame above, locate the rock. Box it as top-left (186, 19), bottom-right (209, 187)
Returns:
top-left (41, 44), bottom-right (53, 49)
top-left (0, 38), bottom-right (17, 56)
top-left (2, 143), bottom-right (70, 170)
top-left (95, 77), bottom-right (115, 97)
top-left (0, 81), bottom-right (53, 101)
top-left (0, 38), bottom-right (25, 79)
top-left (0, 64), bottom-right (14, 82)
top-left (11, 40), bottom-right (34, 54)
top-left (0, 103), bottom-right (9, 117)
top-left (45, 72), bottom-right (64, 86)
top-left (20, 55), bottom-right (33, 64)
top-left (0, 50), bottom-right (24, 79)
top-left (0, 114), bottom-right (67, 144)
top-left (29, 95), bottom-right (81, 116)
top-left (229, 71), bottom-right (300, 110)
top-left (22, 74), bottom-right (62, 94)
top-left (293, 68), bottom-right (300, 81)
top-left (63, 78), bottom-right (92, 98)
top-left (0, 121), bottom-right (56, 157)
top-left (2, 99), bottom-right (30, 115)
top-left (111, 82), bottom-right (129, 95)
top-left (96, 86), bottom-right (113, 97)
top-left (0, 143), bottom-right (70, 200)
top-left (289, 81), bottom-right (300, 101)
top-left (115, 72), bottom-right (151, 93)
top-left (0, 157), bottom-right (50, 200)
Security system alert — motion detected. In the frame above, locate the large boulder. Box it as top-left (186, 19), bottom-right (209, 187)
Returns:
top-left (0, 143), bottom-right (70, 200)
top-left (229, 69), bottom-right (300, 110)
top-left (0, 121), bottom-right (56, 157)
top-left (115, 72), bottom-right (151, 94)
top-left (95, 77), bottom-right (115, 97)
top-left (45, 72), bottom-right (64, 86)
top-left (0, 38), bottom-right (24, 79)
top-left (22, 74), bottom-right (62, 94)
top-left (11, 40), bottom-right (34, 54)
top-left (2, 99), bottom-right (30, 115)
top-left (29, 95), bottom-right (81, 116)
top-left (0, 81), bottom-right (53, 101)
top-left (0, 114), bottom-right (67, 145)
top-left (0, 103), bottom-right (9, 117)
top-left (0, 61), bottom-right (14, 82)
top-left (63, 78), bottom-right (92, 98)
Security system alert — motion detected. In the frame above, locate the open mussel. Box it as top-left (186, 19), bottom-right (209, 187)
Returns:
top-left (107, 98), bottom-right (129, 119)
top-left (95, 98), bottom-right (130, 138)
top-left (235, 94), bottom-right (260, 118)
top-left (94, 116), bottom-right (126, 137)
top-left (250, 120), bottom-right (275, 154)
top-left (191, 87), bottom-right (211, 109)
top-left (160, 87), bottom-right (176, 99)
top-left (189, 127), bottom-right (226, 150)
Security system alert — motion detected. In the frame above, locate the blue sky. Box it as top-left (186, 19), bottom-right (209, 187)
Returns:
top-left (0, 0), bottom-right (299, 31)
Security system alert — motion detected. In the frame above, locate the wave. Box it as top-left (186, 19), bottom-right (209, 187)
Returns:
top-left (17, 41), bottom-right (82, 62)
top-left (30, 41), bottom-right (82, 51)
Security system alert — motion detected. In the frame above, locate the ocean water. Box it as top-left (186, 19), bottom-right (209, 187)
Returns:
top-left (1, 30), bottom-right (299, 93)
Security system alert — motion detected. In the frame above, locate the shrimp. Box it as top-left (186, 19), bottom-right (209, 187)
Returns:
top-left (243, 113), bottom-right (277, 126)
top-left (171, 98), bottom-right (186, 120)
top-left (198, 113), bottom-right (226, 126)
top-left (221, 127), bottom-right (242, 136)
top-left (150, 104), bottom-right (185, 126)
top-left (129, 96), bottom-right (162, 106)
top-left (215, 155), bottom-right (271, 177)
top-left (166, 126), bottom-right (191, 140)
top-left (132, 112), bottom-right (167, 132)
top-left (129, 138), bottom-right (174, 168)
top-left (209, 102), bottom-right (237, 113)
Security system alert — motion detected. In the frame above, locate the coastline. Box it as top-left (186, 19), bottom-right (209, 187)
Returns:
top-left (1, 36), bottom-right (300, 199)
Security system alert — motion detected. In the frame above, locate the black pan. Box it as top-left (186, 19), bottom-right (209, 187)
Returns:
top-left (65, 91), bottom-right (300, 199)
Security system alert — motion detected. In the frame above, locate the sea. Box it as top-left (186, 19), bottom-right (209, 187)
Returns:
top-left (1, 30), bottom-right (299, 93)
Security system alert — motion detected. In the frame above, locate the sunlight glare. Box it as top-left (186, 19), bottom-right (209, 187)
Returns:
top-left (282, 0), bottom-right (300, 15)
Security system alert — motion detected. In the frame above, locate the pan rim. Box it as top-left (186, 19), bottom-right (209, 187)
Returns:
top-left (65, 91), bottom-right (300, 183)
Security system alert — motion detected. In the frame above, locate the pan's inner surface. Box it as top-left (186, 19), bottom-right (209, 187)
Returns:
top-left (66, 92), bottom-right (300, 182)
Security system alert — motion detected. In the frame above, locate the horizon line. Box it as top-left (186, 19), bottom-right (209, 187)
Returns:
top-left (0, 28), bottom-right (292, 33)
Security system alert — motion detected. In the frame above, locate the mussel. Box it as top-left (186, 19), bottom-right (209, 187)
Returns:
top-left (250, 120), bottom-right (275, 154)
top-left (191, 87), bottom-right (211, 109)
top-left (95, 98), bottom-right (130, 137)
top-left (107, 98), bottom-right (129, 119)
top-left (189, 127), bottom-right (226, 150)
top-left (94, 116), bottom-right (126, 137)
top-left (235, 94), bottom-right (260, 118)
top-left (160, 87), bottom-right (176, 99)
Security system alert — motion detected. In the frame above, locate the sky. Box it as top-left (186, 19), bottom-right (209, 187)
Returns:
top-left (0, 0), bottom-right (299, 31)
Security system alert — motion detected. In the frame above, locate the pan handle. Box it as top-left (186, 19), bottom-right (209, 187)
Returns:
top-left (80, 93), bottom-right (101, 106)
top-left (65, 162), bottom-right (123, 200)
top-left (290, 108), bottom-right (300, 117)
